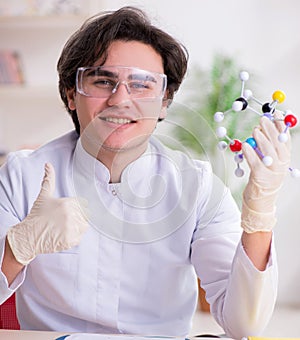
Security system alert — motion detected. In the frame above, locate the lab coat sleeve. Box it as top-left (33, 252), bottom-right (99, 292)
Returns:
top-left (221, 239), bottom-right (277, 338)
top-left (0, 237), bottom-right (27, 303)
top-left (0, 153), bottom-right (30, 303)
top-left (191, 173), bottom-right (277, 339)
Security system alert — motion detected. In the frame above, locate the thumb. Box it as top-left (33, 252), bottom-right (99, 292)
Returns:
top-left (37, 163), bottom-right (56, 199)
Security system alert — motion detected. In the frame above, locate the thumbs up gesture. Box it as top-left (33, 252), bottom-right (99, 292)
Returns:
top-left (7, 163), bottom-right (89, 265)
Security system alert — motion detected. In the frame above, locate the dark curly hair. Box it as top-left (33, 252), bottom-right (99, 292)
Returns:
top-left (57, 6), bottom-right (189, 134)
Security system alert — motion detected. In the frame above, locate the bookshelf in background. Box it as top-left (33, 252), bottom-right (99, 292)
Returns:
top-left (0, 0), bottom-right (104, 153)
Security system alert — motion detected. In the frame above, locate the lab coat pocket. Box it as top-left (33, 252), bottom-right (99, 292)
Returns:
top-left (32, 247), bottom-right (80, 276)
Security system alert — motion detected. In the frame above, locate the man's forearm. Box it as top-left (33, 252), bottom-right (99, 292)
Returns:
top-left (241, 231), bottom-right (272, 271)
top-left (2, 237), bottom-right (24, 286)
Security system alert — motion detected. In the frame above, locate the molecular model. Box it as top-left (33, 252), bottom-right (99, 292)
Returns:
top-left (214, 71), bottom-right (300, 178)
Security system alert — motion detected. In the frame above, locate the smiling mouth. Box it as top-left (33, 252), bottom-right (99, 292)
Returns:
top-left (100, 117), bottom-right (137, 124)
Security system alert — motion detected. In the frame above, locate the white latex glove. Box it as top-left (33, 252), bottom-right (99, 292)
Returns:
top-left (241, 114), bottom-right (291, 233)
top-left (7, 163), bottom-right (89, 265)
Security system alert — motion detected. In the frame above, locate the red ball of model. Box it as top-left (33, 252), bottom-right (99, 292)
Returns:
top-left (284, 114), bottom-right (297, 127)
top-left (229, 139), bottom-right (242, 152)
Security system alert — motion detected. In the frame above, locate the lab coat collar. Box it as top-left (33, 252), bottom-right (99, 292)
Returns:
top-left (73, 137), bottom-right (155, 185)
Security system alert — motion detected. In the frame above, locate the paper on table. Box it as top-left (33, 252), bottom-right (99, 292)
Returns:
top-left (56, 334), bottom-right (238, 340)
top-left (60, 335), bottom-right (187, 340)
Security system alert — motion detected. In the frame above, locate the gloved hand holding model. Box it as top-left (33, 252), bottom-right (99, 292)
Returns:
top-left (7, 162), bottom-right (89, 265)
top-left (241, 114), bottom-right (291, 233)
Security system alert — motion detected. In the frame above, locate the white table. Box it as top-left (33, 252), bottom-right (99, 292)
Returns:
top-left (0, 329), bottom-right (67, 339)
top-left (0, 331), bottom-right (236, 340)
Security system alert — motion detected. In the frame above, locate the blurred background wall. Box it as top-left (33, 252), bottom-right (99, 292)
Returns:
top-left (0, 0), bottom-right (299, 306)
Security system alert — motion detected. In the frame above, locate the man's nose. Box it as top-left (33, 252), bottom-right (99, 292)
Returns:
top-left (112, 81), bottom-right (131, 95)
top-left (107, 81), bottom-right (132, 106)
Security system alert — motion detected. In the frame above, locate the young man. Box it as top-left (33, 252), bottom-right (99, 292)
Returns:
top-left (0, 6), bottom-right (290, 339)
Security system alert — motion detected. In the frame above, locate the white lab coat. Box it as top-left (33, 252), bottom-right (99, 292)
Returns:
top-left (0, 131), bottom-right (277, 339)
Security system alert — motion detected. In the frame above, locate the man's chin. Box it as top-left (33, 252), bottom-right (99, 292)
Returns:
top-left (101, 141), bottom-right (142, 153)
top-left (100, 143), bottom-right (128, 153)
top-left (100, 135), bottom-right (151, 154)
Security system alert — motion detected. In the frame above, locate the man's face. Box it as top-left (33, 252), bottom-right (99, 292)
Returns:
top-left (67, 40), bottom-right (167, 156)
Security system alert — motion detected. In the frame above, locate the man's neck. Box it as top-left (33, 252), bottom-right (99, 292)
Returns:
top-left (97, 142), bottom-right (149, 183)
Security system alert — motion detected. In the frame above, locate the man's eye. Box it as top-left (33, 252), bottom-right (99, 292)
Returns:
top-left (93, 78), bottom-right (115, 87)
top-left (130, 81), bottom-right (150, 90)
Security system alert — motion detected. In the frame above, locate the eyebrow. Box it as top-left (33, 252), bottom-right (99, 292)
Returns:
top-left (128, 73), bottom-right (157, 83)
top-left (86, 69), bottom-right (118, 78)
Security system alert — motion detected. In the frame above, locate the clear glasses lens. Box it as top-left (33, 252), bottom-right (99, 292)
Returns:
top-left (76, 66), bottom-right (167, 99)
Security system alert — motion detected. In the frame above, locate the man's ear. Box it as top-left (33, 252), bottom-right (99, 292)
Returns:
top-left (66, 89), bottom-right (76, 110)
top-left (159, 95), bottom-right (171, 120)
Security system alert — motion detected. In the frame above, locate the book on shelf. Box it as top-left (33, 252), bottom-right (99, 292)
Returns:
top-left (0, 50), bottom-right (24, 85)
